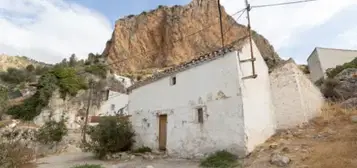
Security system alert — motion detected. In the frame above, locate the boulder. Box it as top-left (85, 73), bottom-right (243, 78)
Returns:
top-left (350, 115), bottom-right (357, 123)
top-left (270, 153), bottom-right (290, 167)
top-left (334, 68), bottom-right (357, 99)
top-left (341, 98), bottom-right (357, 109)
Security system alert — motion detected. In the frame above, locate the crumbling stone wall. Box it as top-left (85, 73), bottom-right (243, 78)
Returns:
top-left (270, 59), bottom-right (324, 129)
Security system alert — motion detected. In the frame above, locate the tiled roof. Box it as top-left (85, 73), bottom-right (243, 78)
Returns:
top-left (127, 37), bottom-right (249, 92)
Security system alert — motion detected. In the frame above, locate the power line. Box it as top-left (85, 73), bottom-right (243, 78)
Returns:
top-left (102, 7), bottom-right (247, 69)
top-left (218, 0), bottom-right (225, 47)
top-left (251, 0), bottom-right (317, 9)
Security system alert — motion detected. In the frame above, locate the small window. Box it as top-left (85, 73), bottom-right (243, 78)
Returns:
top-left (197, 108), bottom-right (204, 124)
top-left (111, 104), bottom-right (115, 111)
top-left (170, 76), bottom-right (176, 85)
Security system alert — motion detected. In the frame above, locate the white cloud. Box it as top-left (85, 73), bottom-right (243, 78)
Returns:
top-left (221, 0), bottom-right (357, 50)
top-left (0, 0), bottom-right (112, 63)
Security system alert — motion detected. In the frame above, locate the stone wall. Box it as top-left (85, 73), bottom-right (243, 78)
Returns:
top-left (270, 59), bottom-right (324, 129)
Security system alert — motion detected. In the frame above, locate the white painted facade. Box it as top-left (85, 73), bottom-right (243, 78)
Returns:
top-left (307, 47), bottom-right (357, 82)
top-left (128, 40), bottom-right (276, 158)
top-left (113, 74), bottom-right (133, 88)
top-left (97, 90), bottom-right (129, 116)
top-left (270, 60), bottom-right (324, 129)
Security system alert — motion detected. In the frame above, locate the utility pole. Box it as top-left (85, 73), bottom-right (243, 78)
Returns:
top-left (218, 0), bottom-right (224, 48)
top-left (82, 79), bottom-right (93, 143)
top-left (244, 0), bottom-right (257, 78)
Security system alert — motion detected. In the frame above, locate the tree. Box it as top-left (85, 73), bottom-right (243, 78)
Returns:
top-left (26, 64), bottom-right (35, 72)
top-left (0, 85), bottom-right (8, 115)
top-left (69, 54), bottom-right (77, 67)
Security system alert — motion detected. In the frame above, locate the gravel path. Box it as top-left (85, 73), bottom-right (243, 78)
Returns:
top-left (30, 152), bottom-right (199, 168)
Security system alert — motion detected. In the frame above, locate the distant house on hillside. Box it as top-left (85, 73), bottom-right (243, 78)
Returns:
top-left (307, 47), bottom-right (357, 82)
top-left (127, 37), bottom-right (276, 158)
top-left (96, 76), bottom-right (132, 116)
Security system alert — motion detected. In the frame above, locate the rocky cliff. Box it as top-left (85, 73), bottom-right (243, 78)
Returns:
top-left (103, 0), bottom-right (281, 74)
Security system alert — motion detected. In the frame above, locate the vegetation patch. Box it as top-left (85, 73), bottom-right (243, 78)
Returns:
top-left (35, 119), bottom-right (68, 144)
top-left (133, 146), bottom-right (152, 153)
top-left (85, 116), bottom-right (135, 159)
top-left (71, 164), bottom-right (104, 168)
top-left (0, 140), bottom-right (34, 168)
top-left (326, 57), bottom-right (357, 78)
top-left (200, 151), bottom-right (239, 168)
top-left (6, 67), bottom-right (87, 120)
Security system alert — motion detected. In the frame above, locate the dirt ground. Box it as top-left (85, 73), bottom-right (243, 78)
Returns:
top-left (244, 103), bottom-right (357, 168)
top-left (23, 152), bottom-right (200, 168)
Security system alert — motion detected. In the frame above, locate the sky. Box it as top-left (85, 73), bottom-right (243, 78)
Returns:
top-left (0, 0), bottom-right (356, 64)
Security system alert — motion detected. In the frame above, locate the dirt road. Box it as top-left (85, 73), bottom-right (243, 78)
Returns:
top-left (27, 152), bottom-right (199, 168)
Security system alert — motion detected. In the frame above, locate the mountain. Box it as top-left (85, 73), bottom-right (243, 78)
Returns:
top-left (103, 0), bottom-right (282, 74)
top-left (0, 54), bottom-right (49, 72)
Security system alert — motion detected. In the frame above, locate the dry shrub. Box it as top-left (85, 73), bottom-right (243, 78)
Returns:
top-left (319, 102), bottom-right (357, 121)
top-left (0, 141), bottom-right (34, 168)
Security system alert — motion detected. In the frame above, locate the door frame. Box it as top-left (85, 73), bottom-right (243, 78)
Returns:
top-left (158, 114), bottom-right (167, 151)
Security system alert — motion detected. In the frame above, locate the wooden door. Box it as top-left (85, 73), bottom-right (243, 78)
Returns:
top-left (159, 115), bottom-right (167, 150)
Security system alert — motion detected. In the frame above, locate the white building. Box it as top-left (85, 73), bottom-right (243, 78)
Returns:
top-left (307, 47), bottom-right (357, 82)
top-left (270, 59), bottom-right (324, 129)
top-left (127, 38), bottom-right (276, 158)
top-left (97, 88), bottom-right (129, 116)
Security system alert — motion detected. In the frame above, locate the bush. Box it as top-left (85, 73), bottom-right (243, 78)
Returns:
top-left (0, 67), bottom-right (35, 84)
top-left (321, 78), bottom-right (342, 100)
top-left (0, 85), bottom-right (8, 115)
top-left (72, 164), bottom-right (104, 168)
top-left (0, 141), bottom-right (34, 168)
top-left (7, 67), bottom-right (87, 120)
top-left (133, 146), bottom-right (152, 153)
top-left (200, 151), bottom-right (239, 168)
top-left (84, 64), bottom-right (108, 79)
top-left (36, 120), bottom-right (68, 144)
top-left (87, 117), bottom-right (135, 158)
top-left (326, 57), bottom-right (357, 78)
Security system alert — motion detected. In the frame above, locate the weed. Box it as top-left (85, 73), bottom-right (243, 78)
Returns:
top-left (200, 151), bottom-right (239, 168)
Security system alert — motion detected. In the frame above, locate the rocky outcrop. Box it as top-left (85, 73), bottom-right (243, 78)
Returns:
top-left (0, 54), bottom-right (49, 72)
top-left (333, 68), bottom-right (357, 100)
top-left (103, 0), bottom-right (281, 74)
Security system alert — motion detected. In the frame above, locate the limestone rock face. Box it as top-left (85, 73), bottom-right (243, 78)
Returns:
top-left (103, 0), bottom-right (281, 74)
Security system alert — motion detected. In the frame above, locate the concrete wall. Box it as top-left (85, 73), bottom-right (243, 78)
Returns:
top-left (308, 48), bottom-right (357, 82)
top-left (238, 41), bottom-right (276, 153)
top-left (270, 60), bottom-right (324, 129)
top-left (307, 49), bottom-right (324, 82)
top-left (128, 52), bottom-right (246, 158)
top-left (97, 90), bottom-right (129, 116)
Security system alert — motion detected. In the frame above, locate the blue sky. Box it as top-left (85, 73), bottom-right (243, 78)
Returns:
top-left (0, 0), bottom-right (357, 64)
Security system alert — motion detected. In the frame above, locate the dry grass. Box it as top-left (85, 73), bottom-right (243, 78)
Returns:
top-left (245, 102), bottom-right (357, 168)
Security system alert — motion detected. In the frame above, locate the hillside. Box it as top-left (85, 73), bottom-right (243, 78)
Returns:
top-left (103, 0), bottom-right (282, 74)
top-left (0, 54), bottom-right (49, 72)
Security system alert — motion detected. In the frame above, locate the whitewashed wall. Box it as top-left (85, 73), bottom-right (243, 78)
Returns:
top-left (128, 52), bottom-right (246, 158)
top-left (97, 90), bottom-right (128, 116)
top-left (270, 61), bottom-right (324, 129)
top-left (238, 41), bottom-right (276, 153)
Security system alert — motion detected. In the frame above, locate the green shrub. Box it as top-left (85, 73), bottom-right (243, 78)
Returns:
top-left (321, 78), bottom-right (342, 100)
top-left (84, 64), bottom-right (107, 78)
top-left (71, 164), bottom-right (104, 168)
top-left (0, 140), bottom-right (34, 167)
top-left (7, 67), bottom-right (88, 120)
top-left (87, 117), bottom-right (135, 158)
top-left (36, 120), bottom-right (68, 144)
top-left (133, 146), bottom-right (152, 153)
top-left (0, 67), bottom-right (35, 84)
top-left (326, 57), bottom-right (357, 78)
top-left (200, 151), bottom-right (239, 168)
top-left (0, 85), bottom-right (8, 115)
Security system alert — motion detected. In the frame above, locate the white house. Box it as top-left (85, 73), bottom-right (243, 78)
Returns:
top-left (307, 47), bottom-right (357, 82)
top-left (96, 75), bottom-right (132, 116)
top-left (96, 89), bottom-right (129, 116)
top-left (127, 37), bottom-right (276, 158)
